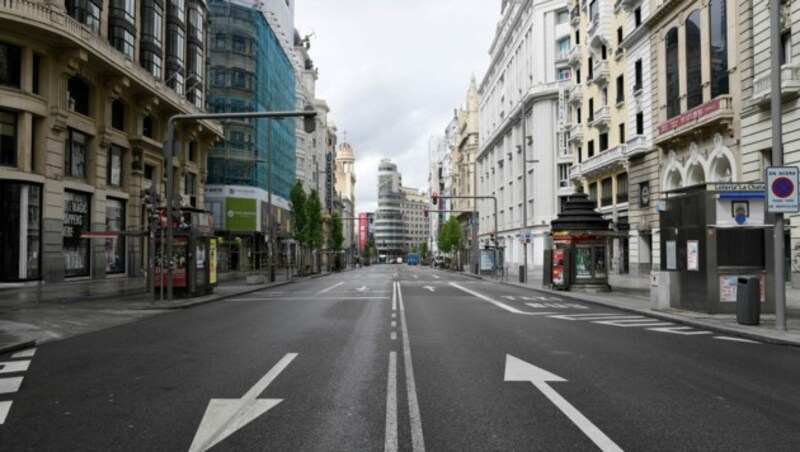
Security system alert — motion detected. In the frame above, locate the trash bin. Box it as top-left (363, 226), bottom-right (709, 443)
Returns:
top-left (736, 277), bottom-right (760, 325)
top-left (519, 265), bottom-right (526, 283)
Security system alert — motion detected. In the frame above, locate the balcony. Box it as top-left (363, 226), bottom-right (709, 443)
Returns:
top-left (569, 163), bottom-right (583, 182)
top-left (590, 60), bottom-right (610, 86)
top-left (590, 105), bottom-right (611, 129)
top-left (568, 123), bottom-right (584, 144)
top-left (555, 50), bottom-right (570, 66)
top-left (751, 64), bottom-right (800, 105)
top-left (581, 144), bottom-right (627, 179)
top-left (570, 4), bottom-right (580, 26)
top-left (569, 45), bottom-right (583, 66)
top-left (655, 95), bottom-right (734, 146)
top-left (568, 84), bottom-right (583, 105)
top-left (625, 135), bottom-right (650, 160)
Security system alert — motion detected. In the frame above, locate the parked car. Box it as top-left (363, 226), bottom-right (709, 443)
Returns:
top-left (407, 254), bottom-right (419, 265)
top-left (433, 255), bottom-right (445, 268)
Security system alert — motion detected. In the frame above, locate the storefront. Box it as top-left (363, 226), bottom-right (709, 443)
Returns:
top-left (63, 190), bottom-right (91, 278)
top-left (0, 181), bottom-right (42, 282)
top-left (105, 198), bottom-right (126, 274)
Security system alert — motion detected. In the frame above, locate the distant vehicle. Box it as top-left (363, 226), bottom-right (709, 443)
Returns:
top-left (407, 254), bottom-right (419, 265)
top-left (378, 254), bottom-right (387, 264)
top-left (396, 257), bottom-right (403, 264)
top-left (433, 255), bottom-right (445, 268)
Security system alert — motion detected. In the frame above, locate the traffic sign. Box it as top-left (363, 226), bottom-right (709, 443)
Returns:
top-left (766, 166), bottom-right (800, 213)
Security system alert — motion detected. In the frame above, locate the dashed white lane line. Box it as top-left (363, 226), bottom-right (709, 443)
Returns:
top-left (391, 331), bottom-right (397, 341)
top-left (713, 336), bottom-right (761, 344)
top-left (0, 377), bottom-right (23, 394)
top-left (391, 321), bottom-right (397, 328)
top-left (11, 349), bottom-right (36, 359)
top-left (432, 275), bottom-right (440, 279)
top-left (0, 400), bottom-right (11, 424)
top-left (0, 361), bottom-right (30, 374)
top-left (385, 352), bottom-right (398, 452)
top-left (230, 297), bottom-right (389, 301)
top-left (397, 282), bottom-right (425, 451)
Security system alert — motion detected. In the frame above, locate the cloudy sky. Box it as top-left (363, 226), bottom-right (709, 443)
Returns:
top-left (294, 1), bottom-right (499, 214)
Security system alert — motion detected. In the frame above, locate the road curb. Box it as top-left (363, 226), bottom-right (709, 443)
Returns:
top-left (0, 339), bottom-right (37, 357)
top-left (469, 273), bottom-right (800, 347)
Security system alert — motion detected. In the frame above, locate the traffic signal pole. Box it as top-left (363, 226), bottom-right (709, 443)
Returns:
top-left (163, 108), bottom-right (317, 302)
top-left (771, 1), bottom-right (787, 330)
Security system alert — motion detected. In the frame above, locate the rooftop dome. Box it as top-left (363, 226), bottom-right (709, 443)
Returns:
top-left (337, 142), bottom-right (354, 160)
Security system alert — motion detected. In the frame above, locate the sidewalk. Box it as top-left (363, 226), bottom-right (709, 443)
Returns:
top-left (0, 270), bottom-right (334, 355)
top-left (469, 266), bottom-right (800, 346)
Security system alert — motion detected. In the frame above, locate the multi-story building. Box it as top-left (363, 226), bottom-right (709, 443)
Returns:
top-left (335, 141), bottom-right (357, 255)
top-left (0, 0), bottom-right (222, 283)
top-left (376, 159), bottom-right (403, 256)
top-left (400, 187), bottom-right (431, 254)
top-left (617, 0), bottom-right (658, 276)
top-left (293, 31), bottom-right (317, 191)
top-left (741, 0), bottom-right (795, 284)
top-left (477, 0), bottom-right (572, 272)
top-left (203, 0), bottom-right (296, 271)
top-left (567, 0), bottom-right (630, 274)
top-left (451, 76), bottom-right (480, 269)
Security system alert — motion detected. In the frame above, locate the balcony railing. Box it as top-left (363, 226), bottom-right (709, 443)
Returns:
top-left (568, 123), bottom-right (584, 144)
top-left (555, 51), bottom-right (570, 65)
top-left (568, 84), bottom-right (583, 105)
top-left (655, 95), bottom-right (734, 145)
top-left (591, 60), bottom-right (610, 86)
top-left (580, 144), bottom-right (627, 178)
top-left (569, 44), bottom-right (583, 66)
top-left (569, 163), bottom-right (583, 181)
top-left (590, 105), bottom-right (611, 129)
top-left (751, 63), bottom-right (800, 104)
top-left (625, 135), bottom-right (650, 159)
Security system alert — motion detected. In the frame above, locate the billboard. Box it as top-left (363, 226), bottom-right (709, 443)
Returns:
top-left (225, 198), bottom-right (257, 231)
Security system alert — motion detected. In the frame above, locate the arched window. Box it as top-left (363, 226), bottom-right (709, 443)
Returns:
top-left (710, 0), bottom-right (729, 98)
top-left (686, 10), bottom-right (703, 109)
top-left (665, 28), bottom-right (680, 118)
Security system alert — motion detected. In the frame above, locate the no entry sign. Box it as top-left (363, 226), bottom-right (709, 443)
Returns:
top-left (766, 166), bottom-right (800, 213)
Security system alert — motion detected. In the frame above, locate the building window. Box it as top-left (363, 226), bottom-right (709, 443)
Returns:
top-left (214, 69), bottom-right (225, 86)
top-left (111, 0), bottom-right (135, 23)
top-left (67, 76), bottom-right (90, 116)
top-left (188, 5), bottom-right (204, 43)
top-left (32, 54), bottom-right (40, 94)
top-left (0, 182), bottom-right (42, 282)
top-left (142, 1), bottom-right (163, 45)
top-left (215, 33), bottom-right (225, 50)
top-left (616, 173), bottom-right (629, 204)
top-left (576, 69), bottom-right (581, 84)
top-left (1, 110), bottom-right (17, 167)
top-left (65, 0), bottom-right (101, 34)
top-left (558, 37), bottom-right (570, 58)
top-left (710, 0), bottom-right (729, 98)
top-left (617, 27), bottom-right (623, 46)
top-left (111, 100), bottom-right (125, 131)
top-left (686, 10), bottom-right (703, 109)
top-left (232, 35), bottom-right (246, 53)
top-left (589, 183), bottom-right (598, 203)
top-left (231, 70), bottom-right (246, 88)
top-left (108, 144), bottom-right (123, 187)
top-left (170, 0), bottom-right (186, 23)
top-left (188, 141), bottom-right (196, 162)
top-left (575, 30), bottom-right (580, 45)
top-left (588, 140), bottom-right (595, 158)
top-left (63, 190), bottom-right (91, 278)
top-left (781, 32), bottom-right (792, 65)
top-left (601, 45), bottom-right (607, 60)
top-left (588, 98), bottom-right (594, 121)
top-left (665, 27), bottom-right (681, 118)
top-left (167, 23), bottom-right (185, 66)
top-left (105, 198), bottom-right (125, 274)
top-left (185, 172), bottom-right (196, 197)
top-left (588, 57), bottom-right (594, 80)
top-left (634, 7), bottom-right (641, 27)
top-left (110, 26), bottom-right (135, 59)
top-left (0, 42), bottom-right (22, 88)
top-left (634, 59), bottom-right (642, 91)
top-left (144, 164), bottom-right (155, 188)
top-left (558, 68), bottom-right (571, 80)
top-left (636, 112), bottom-right (644, 135)
top-left (619, 123), bottom-right (626, 144)
top-left (141, 50), bottom-right (163, 79)
top-left (599, 133), bottom-right (608, 152)
top-left (616, 75), bottom-right (624, 104)
top-left (601, 177), bottom-right (613, 207)
top-left (143, 116), bottom-right (154, 138)
top-left (577, 107), bottom-right (582, 124)
top-left (66, 129), bottom-right (88, 179)
top-left (558, 164), bottom-right (570, 188)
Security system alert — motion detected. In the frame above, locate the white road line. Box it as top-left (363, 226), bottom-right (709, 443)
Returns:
top-left (230, 297), bottom-right (390, 301)
top-left (11, 349), bottom-right (35, 359)
top-left (391, 321), bottom-right (397, 328)
top-left (713, 336), bottom-right (761, 344)
top-left (0, 400), bottom-right (11, 424)
top-left (432, 275), bottom-right (440, 279)
top-left (391, 331), bottom-right (397, 341)
top-left (450, 283), bottom-right (525, 314)
top-left (318, 282), bottom-right (345, 294)
top-left (0, 361), bottom-right (30, 374)
top-left (392, 313), bottom-right (396, 319)
top-left (549, 314), bottom-right (643, 321)
top-left (385, 352), bottom-right (398, 452)
top-left (593, 319), bottom-right (675, 328)
top-left (0, 377), bottom-right (23, 394)
top-left (392, 283), bottom-right (397, 312)
top-left (397, 282), bottom-right (425, 451)
top-left (649, 326), bottom-right (713, 336)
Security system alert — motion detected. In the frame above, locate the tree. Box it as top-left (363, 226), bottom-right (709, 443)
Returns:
top-left (421, 242), bottom-right (428, 259)
top-left (289, 181), bottom-right (307, 246)
top-left (438, 217), bottom-right (462, 255)
top-left (331, 212), bottom-right (344, 251)
top-left (306, 190), bottom-right (324, 251)
top-left (411, 244), bottom-right (418, 254)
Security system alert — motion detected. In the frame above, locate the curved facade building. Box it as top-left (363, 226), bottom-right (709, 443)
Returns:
top-left (0, 0), bottom-right (222, 283)
top-left (376, 159), bottom-right (403, 255)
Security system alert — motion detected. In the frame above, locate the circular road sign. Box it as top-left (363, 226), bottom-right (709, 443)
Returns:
top-left (772, 177), bottom-right (795, 199)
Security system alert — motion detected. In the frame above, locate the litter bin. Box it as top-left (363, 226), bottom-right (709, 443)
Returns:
top-left (519, 265), bottom-right (526, 283)
top-left (736, 277), bottom-right (760, 325)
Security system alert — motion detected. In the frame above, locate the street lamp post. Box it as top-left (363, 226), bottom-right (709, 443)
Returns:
top-left (163, 107), bottom-right (316, 301)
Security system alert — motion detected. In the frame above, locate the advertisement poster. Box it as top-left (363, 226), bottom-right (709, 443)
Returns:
top-left (719, 274), bottom-right (765, 302)
top-left (575, 247), bottom-right (592, 279)
top-left (480, 249), bottom-right (495, 271)
top-left (666, 240), bottom-right (677, 270)
top-left (209, 239), bottom-right (218, 284)
top-left (687, 240), bottom-right (699, 271)
top-left (155, 237), bottom-right (188, 288)
top-left (552, 248), bottom-right (565, 285)
top-left (594, 246), bottom-right (606, 278)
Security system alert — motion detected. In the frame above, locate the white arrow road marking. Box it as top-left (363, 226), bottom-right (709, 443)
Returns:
top-left (0, 377), bottom-right (23, 394)
top-left (11, 349), bottom-right (36, 359)
top-left (356, 286), bottom-right (368, 292)
top-left (450, 283), bottom-right (556, 316)
top-left (189, 353), bottom-right (297, 452)
top-left (422, 286), bottom-right (436, 292)
top-left (504, 355), bottom-right (623, 452)
top-left (0, 361), bottom-right (30, 374)
top-left (649, 326), bottom-right (713, 336)
top-left (318, 282), bottom-right (344, 293)
top-left (0, 401), bottom-right (11, 425)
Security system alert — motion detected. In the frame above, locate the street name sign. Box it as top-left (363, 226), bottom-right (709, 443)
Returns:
top-left (766, 166), bottom-right (800, 213)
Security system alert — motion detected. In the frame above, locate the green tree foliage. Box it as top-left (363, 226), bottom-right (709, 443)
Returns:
top-left (289, 181), bottom-right (307, 246)
top-left (437, 217), bottom-right (462, 254)
top-left (331, 212), bottom-right (344, 251)
top-left (411, 244), bottom-right (418, 254)
top-left (421, 242), bottom-right (428, 258)
top-left (306, 189), bottom-right (323, 250)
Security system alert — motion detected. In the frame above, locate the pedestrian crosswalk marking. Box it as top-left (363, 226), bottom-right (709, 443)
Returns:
top-left (0, 401), bottom-right (11, 424)
top-left (548, 313), bottom-right (715, 337)
top-left (525, 303), bottom-right (589, 310)
top-left (0, 377), bottom-right (23, 394)
top-left (650, 326), bottom-right (714, 336)
top-left (594, 318), bottom-right (675, 328)
top-left (11, 349), bottom-right (35, 359)
top-left (549, 313), bottom-right (642, 321)
top-left (0, 361), bottom-right (30, 374)
top-left (0, 348), bottom-right (35, 425)
top-left (713, 336), bottom-right (760, 344)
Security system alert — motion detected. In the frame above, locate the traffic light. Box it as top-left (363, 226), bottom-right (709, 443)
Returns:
top-left (423, 207), bottom-right (429, 218)
top-left (489, 229), bottom-right (496, 244)
top-left (431, 192), bottom-right (438, 205)
top-left (303, 104), bottom-right (316, 134)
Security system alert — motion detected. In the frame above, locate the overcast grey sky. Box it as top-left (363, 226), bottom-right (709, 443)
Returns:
top-left (294, 1), bottom-right (499, 214)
